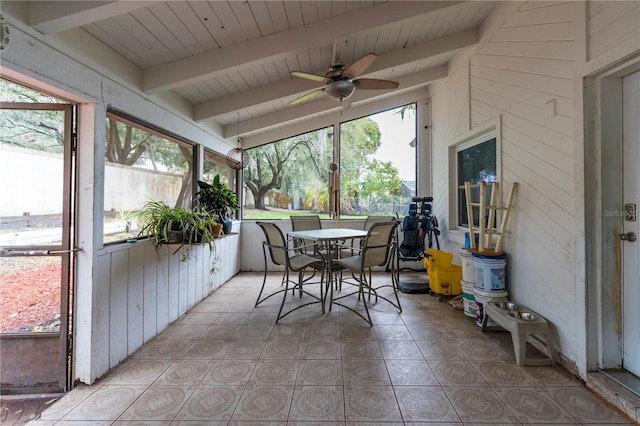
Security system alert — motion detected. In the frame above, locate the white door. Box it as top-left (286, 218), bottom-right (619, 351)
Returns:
top-left (622, 71), bottom-right (640, 376)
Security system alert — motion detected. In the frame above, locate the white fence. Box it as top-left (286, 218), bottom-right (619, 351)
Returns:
top-left (0, 145), bottom-right (183, 217)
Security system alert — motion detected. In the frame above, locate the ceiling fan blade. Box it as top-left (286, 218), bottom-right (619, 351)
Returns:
top-left (353, 78), bottom-right (399, 90)
top-left (289, 88), bottom-right (325, 105)
top-left (344, 53), bottom-right (377, 78)
top-left (291, 71), bottom-right (330, 83)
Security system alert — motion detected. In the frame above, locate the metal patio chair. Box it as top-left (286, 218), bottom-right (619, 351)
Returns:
top-left (256, 221), bottom-right (326, 322)
top-left (330, 220), bottom-right (401, 325)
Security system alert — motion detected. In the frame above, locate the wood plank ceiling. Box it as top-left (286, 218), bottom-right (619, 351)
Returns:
top-left (25, 1), bottom-right (496, 144)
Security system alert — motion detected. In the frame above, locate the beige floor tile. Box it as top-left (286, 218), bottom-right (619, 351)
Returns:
top-left (288, 385), bottom-right (345, 422)
top-left (339, 324), bottom-right (377, 340)
top-left (543, 386), bottom-right (634, 424)
top-left (343, 385), bottom-right (402, 422)
top-left (230, 385), bottom-right (293, 422)
top-left (118, 385), bottom-right (195, 421)
top-left (455, 339), bottom-right (510, 361)
top-left (104, 359), bottom-right (173, 386)
top-left (301, 340), bottom-right (342, 359)
top-left (373, 324), bottom-right (413, 340)
top-left (524, 365), bottom-right (583, 387)
top-left (414, 339), bottom-right (466, 361)
top-left (220, 340), bottom-right (265, 359)
top-left (296, 360), bottom-right (343, 385)
top-left (385, 359), bottom-right (439, 385)
top-left (341, 340), bottom-right (382, 359)
top-left (31, 272), bottom-right (633, 425)
top-left (342, 359), bottom-right (391, 386)
top-left (132, 339), bottom-right (190, 359)
top-left (261, 340), bottom-right (304, 359)
top-left (61, 385), bottom-right (147, 421)
top-left (394, 385), bottom-right (461, 423)
top-left (154, 359), bottom-right (212, 386)
top-left (378, 340), bottom-right (424, 359)
top-left (494, 386), bottom-right (579, 423)
top-left (174, 384), bottom-right (244, 421)
top-left (367, 310), bottom-right (404, 325)
top-left (248, 359), bottom-right (299, 385)
top-left (201, 324), bottom-right (241, 340)
top-left (269, 323), bottom-right (308, 341)
top-left (443, 386), bottom-right (519, 423)
top-left (429, 360), bottom-right (488, 386)
top-left (234, 323), bottom-right (274, 340)
top-left (177, 311), bottom-right (221, 325)
top-left (211, 312), bottom-right (250, 324)
top-left (37, 385), bottom-right (100, 421)
top-left (156, 324), bottom-right (207, 340)
top-left (473, 360), bottom-right (538, 387)
top-left (306, 323), bottom-right (341, 340)
top-left (201, 359), bottom-right (255, 385)
top-left (406, 324), bottom-right (447, 340)
top-left (180, 339), bottom-right (226, 359)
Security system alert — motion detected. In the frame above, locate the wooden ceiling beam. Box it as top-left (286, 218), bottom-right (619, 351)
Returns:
top-left (28, 1), bottom-right (157, 34)
top-left (142, 1), bottom-right (465, 94)
top-left (194, 29), bottom-right (476, 121)
top-left (225, 66), bottom-right (447, 140)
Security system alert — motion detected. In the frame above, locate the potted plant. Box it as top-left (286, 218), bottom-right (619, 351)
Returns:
top-left (194, 174), bottom-right (239, 235)
top-left (138, 201), bottom-right (216, 246)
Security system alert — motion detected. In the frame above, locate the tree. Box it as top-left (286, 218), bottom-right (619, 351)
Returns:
top-left (360, 159), bottom-right (403, 199)
top-left (396, 103), bottom-right (416, 120)
top-left (0, 80), bottom-right (65, 153)
top-left (106, 118), bottom-right (151, 165)
top-left (339, 117), bottom-right (382, 211)
top-left (105, 118), bottom-right (194, 208)
top-left (244, 129), bottom-right (332, 210)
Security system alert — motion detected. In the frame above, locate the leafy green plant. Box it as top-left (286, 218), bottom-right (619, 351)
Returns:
top-left (194, 174), bottom-right (239, 227)
top-left (137, 201), bottom-right (219, 272)
top-left (137, 201), bottom-right (216, 246)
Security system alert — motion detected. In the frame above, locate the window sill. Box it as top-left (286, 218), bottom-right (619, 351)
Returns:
top-left (448, 228), bottom-right (466, 246)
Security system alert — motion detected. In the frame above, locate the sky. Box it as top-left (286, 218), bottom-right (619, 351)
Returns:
top-left (369, 107), bottom-right (417, 181)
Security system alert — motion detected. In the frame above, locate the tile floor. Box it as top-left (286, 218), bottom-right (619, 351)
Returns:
top-left (27, 272), bottom-right (634, 425)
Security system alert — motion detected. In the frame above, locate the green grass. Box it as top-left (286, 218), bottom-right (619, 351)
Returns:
top-left (242, 208), bottom-right (366, 221)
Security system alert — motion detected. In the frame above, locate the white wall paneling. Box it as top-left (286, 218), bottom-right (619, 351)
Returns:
top-left (91, 236), bottom-right (240, 382)
top-left (430, 0), bottom-right (581, 369)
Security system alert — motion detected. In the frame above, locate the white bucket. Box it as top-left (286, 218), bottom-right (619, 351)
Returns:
top-left (460, 249), bottom-right (475, 283)
top-left (473, 253), bottom-right (507, 292)
top-left (461, 279), bottom-right (476, 318)
top-left (473, 288), bottom-right (508, 327)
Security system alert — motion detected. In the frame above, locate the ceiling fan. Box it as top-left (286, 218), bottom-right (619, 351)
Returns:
top-left (289, 53), bottom-right (399, 105)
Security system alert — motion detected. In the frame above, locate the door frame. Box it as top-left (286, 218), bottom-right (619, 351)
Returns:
top-left (585, 55), bottom-right (640, 372)
top-left (0, 100), bottom-right (76, 393)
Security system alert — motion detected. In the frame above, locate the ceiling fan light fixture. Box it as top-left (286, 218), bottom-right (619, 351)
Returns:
top-left (325, 80), bottom-right (356, 101)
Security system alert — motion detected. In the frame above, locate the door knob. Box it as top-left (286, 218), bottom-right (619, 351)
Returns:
top-left (620, 232), bottom-right (637, 242)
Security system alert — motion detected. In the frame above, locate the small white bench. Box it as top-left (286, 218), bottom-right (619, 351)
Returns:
top-left (481, 301), bottom-right (556, 366)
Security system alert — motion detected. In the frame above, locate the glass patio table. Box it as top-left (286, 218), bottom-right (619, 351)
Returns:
top-left (288, 228), bottom-right (368, 309)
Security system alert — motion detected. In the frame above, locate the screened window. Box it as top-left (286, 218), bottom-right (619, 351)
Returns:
top-left (339, 105), bottom-right (416, 219)
top-left (456, 138), bottom-right (497, 228)
top-left (0, 79), bottom-right (70, 242)
top-left (241, 104), bottom-right (417, 220)
top-left (242, 126), bottom-right (334, 219)
top-left (103, 111), bottom-right (194, 244)
top-left (202, 150), bottom-right (238, 219)
top-left (204, 150), bottom-right (233, 186)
